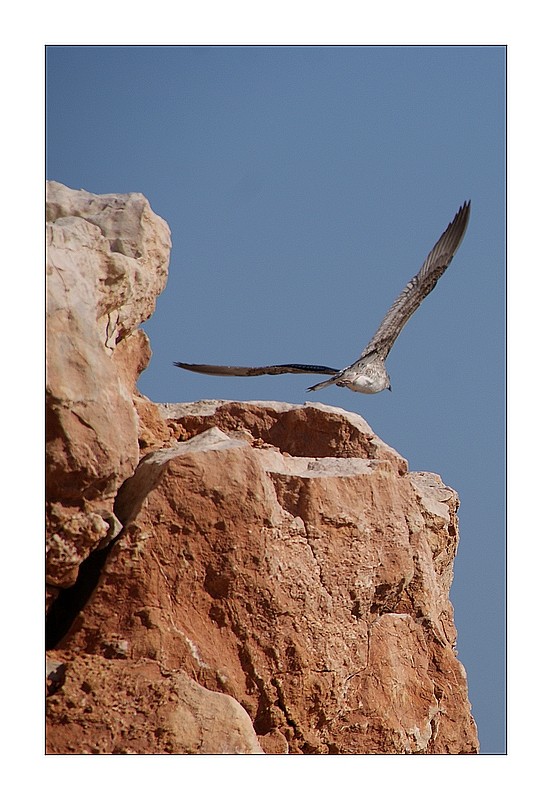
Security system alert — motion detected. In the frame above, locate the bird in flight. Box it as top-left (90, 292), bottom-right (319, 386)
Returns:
top-left (175, 201), bottom-right (470, 395)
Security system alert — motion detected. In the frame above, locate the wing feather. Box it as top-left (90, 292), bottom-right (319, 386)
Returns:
top-left (360, 201), bottom-right (471, 361)
top-left (174, 362), bottom-right (339, 377)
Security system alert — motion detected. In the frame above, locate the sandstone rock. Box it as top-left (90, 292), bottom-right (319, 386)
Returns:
top-left (158, 399), bottom-right (408, 469)
top-left (55, 401), bottom-right (478, 754)
top-left (45, 183), bottom-right (478, 755)
top-left (46, 182), bottom-right (171, 592)
top-left (46, 653), bottom-right (263, 754)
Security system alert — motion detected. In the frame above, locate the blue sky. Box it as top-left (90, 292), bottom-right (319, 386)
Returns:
top-left (46, 45), bottom-right (505, 754)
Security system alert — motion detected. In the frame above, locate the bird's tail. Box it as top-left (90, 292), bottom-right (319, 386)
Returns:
top-left (307, 375), bottom-right (340, 392)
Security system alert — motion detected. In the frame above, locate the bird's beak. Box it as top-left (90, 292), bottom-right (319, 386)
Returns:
top-left (388, 386), bottom-right (392, 392)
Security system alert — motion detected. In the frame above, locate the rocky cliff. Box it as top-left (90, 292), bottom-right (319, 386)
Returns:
top-left (45, 182), bottom-right (479, 755)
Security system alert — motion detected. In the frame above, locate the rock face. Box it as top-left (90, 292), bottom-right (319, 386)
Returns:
top-left (46, 654), bottom-right (263, 755)
top-left (46, 181), bottom-right (171, 598)
top-left (46, 182), bottom-right (479, 755)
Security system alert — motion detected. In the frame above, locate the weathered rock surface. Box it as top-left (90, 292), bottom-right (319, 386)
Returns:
top-left (46, 183), bottom-right (478, 755)
top-left (46, 653), bottom-right (263, 754)
top-left (46, 181), bottom-right (171, 594)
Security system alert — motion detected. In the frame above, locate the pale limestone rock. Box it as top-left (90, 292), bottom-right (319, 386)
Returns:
top-left (46, 181), bottom-right (171, 590)
top-left (46, 180), bottom-right (171, 342)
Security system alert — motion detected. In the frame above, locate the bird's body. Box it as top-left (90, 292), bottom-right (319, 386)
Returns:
top-left (313, 356), bottom-right (391, 395)
top-left (175, 201), bottom-right (471, 395)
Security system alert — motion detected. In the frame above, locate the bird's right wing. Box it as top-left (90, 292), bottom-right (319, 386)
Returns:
top-left (359, 201), bottom-right (471, 362)
top-left (174, 361), bottom-right (340, 377)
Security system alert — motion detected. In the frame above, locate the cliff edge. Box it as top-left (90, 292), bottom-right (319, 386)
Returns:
top-left (45, 182), bottom-right (478, 754)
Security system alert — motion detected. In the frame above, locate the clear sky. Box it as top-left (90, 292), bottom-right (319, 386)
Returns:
top-left (46, 45), bottom-right (505, 754)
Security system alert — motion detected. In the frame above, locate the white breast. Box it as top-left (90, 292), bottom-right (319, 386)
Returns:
top-left (347, 375), bottom-right (384, 394)
top-left (337, 361), bottom-right (390, 394)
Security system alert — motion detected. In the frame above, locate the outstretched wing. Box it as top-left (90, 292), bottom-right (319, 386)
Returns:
top-left (174, 361), bottom-right (340, 377)
top-left (360, 201), bottom-right (471, 361)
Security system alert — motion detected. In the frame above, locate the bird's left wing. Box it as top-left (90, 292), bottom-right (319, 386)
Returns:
top-left (174, 361), bottom-right (340, 377)
top-left (359, 200), bottom-right (471, 362)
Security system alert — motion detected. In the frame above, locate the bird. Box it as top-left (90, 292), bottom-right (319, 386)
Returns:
top-left (174, 201), bottom-right (470, 395)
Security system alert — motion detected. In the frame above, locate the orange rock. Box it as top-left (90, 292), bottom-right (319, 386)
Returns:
top-left (46, 183), bottom-right (478, 754)
top-left (56, 411), bottom-right (478, 754)
top-left (46, 653), bottom-right (263, 754)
